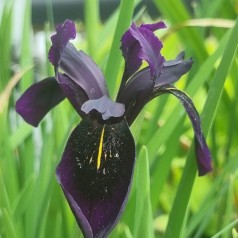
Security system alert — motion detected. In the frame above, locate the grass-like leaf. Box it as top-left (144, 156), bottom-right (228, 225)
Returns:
top-left (164, 16), bottom-right (238, 238)
top-left (133, 146), bottom-right (154, 238)
top-left (104, 0), bottom-right (135, 97)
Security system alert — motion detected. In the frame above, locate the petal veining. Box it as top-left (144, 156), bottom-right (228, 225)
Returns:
top-left (56, 119), bottom-right (135, 238)
top-left (48, 19), bottom-right (76, 67)
top-left (59, 43), bottom-right (108, 99)
top-left (157, 87), bottom-right (212, 175)
top-left (155, 52), bottom-right (193, 87)
top-left (16, 77), bottom-right (65, 127)
top-left (120, 22), bottom-right (166, 80)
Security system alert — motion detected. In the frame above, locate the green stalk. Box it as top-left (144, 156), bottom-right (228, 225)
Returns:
top-left (85, 0), bottom-right (100, 58)
top-left (105, 0), bottom-right (134, 98)
top-left (164, 17), bottom-right (238, 238)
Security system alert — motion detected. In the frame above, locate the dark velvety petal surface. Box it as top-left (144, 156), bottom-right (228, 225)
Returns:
top-left (120, 22), bottom-right (165, 79)
top-left (48, 19), bottom-right (108, 100)
top-left (57, 119), bottom-right (135, 238)
top-left (59, 43), bottom-right (108, 99)
top-left (155, 52), bottom-right (193, 87)
top-left (157, 87), bottom-right (212, 175)
top-left (81, 95), bottom-right (125, 120)
top-left (195, 135), bottom-right (212, 176)
top-left (117, 67), bottom-right (154, 125)
top-left (117, 52), bottom-right (193, 125)
top-left (57, 73), bottom-right (88, 118)
top-left (49, 19), bottom-right (76, 67)
top-left (16, 77), bottom-right (65, 127)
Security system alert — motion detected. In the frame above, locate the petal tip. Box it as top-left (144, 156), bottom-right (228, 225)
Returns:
top-left (15, 100), bottom-right (39, 127)
top-left (195, 137), bottom-right (212, 176)
top-left (48, 19), bottom-right (76, 67)
top-left (120, 21), bottom-right (165, 78)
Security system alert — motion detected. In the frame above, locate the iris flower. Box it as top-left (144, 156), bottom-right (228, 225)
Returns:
top-left (16, 19), bottom-right (212, 238)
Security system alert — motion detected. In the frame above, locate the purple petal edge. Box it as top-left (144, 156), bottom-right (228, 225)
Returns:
top-left (120, 21), bottom-right (166, 79)
top-left (195, 136), bottom-right (212, 176)
top-left (48, 19), bottom-right (76, 68)
top-left (48, 19), bottom-right (109, 100)
top-left (56, 119), bottom-right (135, 238)
top-left (158, 87), bottom-right (212, 176)
top-left (16, 77), bottom-right (65, 127)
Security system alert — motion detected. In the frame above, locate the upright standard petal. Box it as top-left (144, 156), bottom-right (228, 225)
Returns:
top-left (60, 44), bottom-right (109, 99)
top-left (48, 19), bottom-right (108, 100)
top-left (157, 87), bottom-right (212, 175)
top-left (16, 77), bottom-right (65, 127)
top-left (120, 22), bottom-right (166, 79)
top-left (57, 73), bottom-right (89, 118)
top-left (49, 19), bottom-right (76, 67)
top-left (57, 119), bottom-right (135, 238)
top-left (118, 53), bottom-right (193, 125)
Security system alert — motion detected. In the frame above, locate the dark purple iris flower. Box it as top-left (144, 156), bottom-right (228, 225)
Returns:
top-left (16, 19), bottom-right (212, 238)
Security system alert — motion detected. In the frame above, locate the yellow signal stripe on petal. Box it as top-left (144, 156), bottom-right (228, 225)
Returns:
top-left (97, 125), bottom-right (105, 170)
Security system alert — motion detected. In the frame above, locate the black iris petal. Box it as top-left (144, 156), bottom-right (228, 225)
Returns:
top-left (68, 119), bottom-right (133, 200)
top-left (57, 118), bottom-right (135, 236)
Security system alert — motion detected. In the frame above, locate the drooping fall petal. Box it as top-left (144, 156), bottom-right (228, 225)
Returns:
top-left (157, 87), bottom-right (212, 175)
top-left (60, 44), bottom-right (109, 99)
top-left (16, 77), bottom-right (65, 127)
top-left (57, 119), bottom-right (135, 238)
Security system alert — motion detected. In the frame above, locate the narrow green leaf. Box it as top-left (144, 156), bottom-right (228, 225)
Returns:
top-left (10, 123), bottom-right (32, 149)
top-left (133, 146), bottom-right (154, 238)
top-left (53, 212), bottom-right (63, 238)
top-left (85, 0), bottom-right (99, 58)
top-left (104, 0), bottom-right (134, 97)
top-left (12, 175), bottom-right (35, 219)
top-left (0, 168), bottom-right (11, 211)
top-left (19, 0), bottom-right (33, 91)
top-left (1, 208), bottom-right (17, 238)
top-left (232, 228), bottom-right (238, 238)
top-left (164, 17), bottom-right (238, 238)
top-left (0, 2), bottom-right (12, 90)
top-left (147, 29), bottom-right (229, 159)
top-left (150, 125), bottom-right (184, 210)
top-left (211, 219), bottom-right (238, 238)
top-left (153, 0), bottom-right (208, 63)
top-left (0, 113), bottom-right (19, 204)
top-left (222, 176), bottom-right (236, 238)
top-left (197, 0), bottom-right (226, 18)
top-left (24, 133), bottom-right (55, 237)
top-left (45, 0), bottom-right (54, 30)
top-left (185, 153), bottom-right (238, 236)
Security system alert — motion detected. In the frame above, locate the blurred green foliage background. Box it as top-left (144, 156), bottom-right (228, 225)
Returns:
top-left (0, 0), bottom-right (238, 237)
